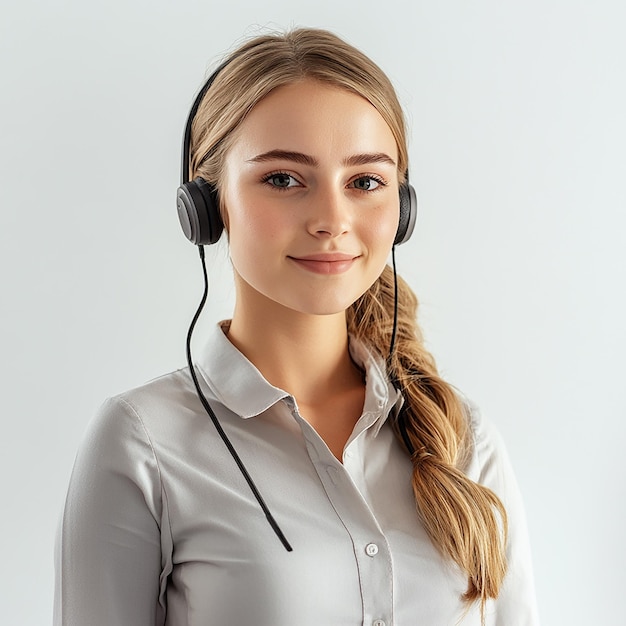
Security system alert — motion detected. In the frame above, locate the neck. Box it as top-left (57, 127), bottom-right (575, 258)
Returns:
top-left (226, 290), bottom-right (361, 405)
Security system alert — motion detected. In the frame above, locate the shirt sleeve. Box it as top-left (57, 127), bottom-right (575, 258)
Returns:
top-left (54, 396), bottom-right (168, 626)
top-left (468, 406), bottom-right (541, 626)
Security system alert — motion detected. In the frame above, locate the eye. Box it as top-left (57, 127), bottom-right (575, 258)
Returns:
top-left (262, 172), bottom-right (301, 189)
top-left (349, 175), bottom-right (386, 191)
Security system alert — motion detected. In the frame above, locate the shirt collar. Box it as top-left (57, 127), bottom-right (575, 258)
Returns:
top-left (348, 335), bottom-right (404, 437)
top-left (195, 322), bottom-right (403, 431)
top-left (195, 322), bottom-right (289, 418)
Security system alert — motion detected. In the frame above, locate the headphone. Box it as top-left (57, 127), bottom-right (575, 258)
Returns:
top-left (176, 61), bottom-right (418, 246)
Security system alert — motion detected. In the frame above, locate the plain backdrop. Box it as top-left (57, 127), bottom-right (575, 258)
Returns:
top-left (1, 0), bottom-right (624, 624)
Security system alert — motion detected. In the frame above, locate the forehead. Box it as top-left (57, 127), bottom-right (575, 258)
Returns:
top-left (227, 79), bottom-right (398, 164)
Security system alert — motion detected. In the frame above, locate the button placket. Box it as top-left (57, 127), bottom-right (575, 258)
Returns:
top-left (299, 408), bottom-right (393, 626)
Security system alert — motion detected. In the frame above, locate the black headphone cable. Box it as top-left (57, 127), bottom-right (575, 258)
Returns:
top-left (388, 246), bottom-right (416, 456)
top-left (388, 245), bottom-right (399, 360)
top-left (185, 245), bottom-right (293, 552)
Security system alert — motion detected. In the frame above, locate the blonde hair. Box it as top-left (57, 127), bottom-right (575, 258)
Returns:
top-left (191, 27), bottom-right (507, 617)
top-left (190, 28), bottom-right (407, 206)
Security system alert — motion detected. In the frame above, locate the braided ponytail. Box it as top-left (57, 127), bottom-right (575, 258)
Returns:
top-left (347, 266), bottom-right (508, 617)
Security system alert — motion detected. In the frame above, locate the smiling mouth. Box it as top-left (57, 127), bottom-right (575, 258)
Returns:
top-left (288, 253), bottom-right (359, 275)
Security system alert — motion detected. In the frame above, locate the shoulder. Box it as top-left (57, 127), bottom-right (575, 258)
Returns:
top-left (81, 367), bottom-right (203, 460)
top-left (460, 402), bottom-right (541, 622)
top-left (114, 366), bottom-right (198, 418)
top-left (460, 398), bottom-right (519, 508)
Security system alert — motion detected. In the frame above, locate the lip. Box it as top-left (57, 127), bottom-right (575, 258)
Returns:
top-left (288, 252), bottom-right (360, 275)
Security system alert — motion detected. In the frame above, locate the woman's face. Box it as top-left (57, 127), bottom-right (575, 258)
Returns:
top-left (221, 79), bottom-right (400, 317)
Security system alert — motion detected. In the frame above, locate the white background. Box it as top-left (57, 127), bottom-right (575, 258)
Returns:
top-left (1, 0), bottom-right (624, 623)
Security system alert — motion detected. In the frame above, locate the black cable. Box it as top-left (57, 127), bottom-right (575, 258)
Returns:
top-left (185, 245), bottom-right (293, 552)
top-left (388, 245), bottom-right (399, 360)
top-left (387, 246), bottom-right (416, 456)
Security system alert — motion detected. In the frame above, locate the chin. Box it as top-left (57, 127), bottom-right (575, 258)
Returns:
top-left (239, 274), bottom-right (376, 318)
top-left (280, 292), bottom-right (366, 317)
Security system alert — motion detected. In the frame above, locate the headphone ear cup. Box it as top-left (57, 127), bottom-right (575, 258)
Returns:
top-left (176, 177), bottom-right (223, 245)
top-left (395, 183), bottom-right (418, 246)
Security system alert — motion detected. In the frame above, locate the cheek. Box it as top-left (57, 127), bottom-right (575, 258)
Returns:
top-left (228, 203), bottom-right (286, 248)
top-left (363, 204), bottom-right (400, 251)
top-left (223, 192), bottom-right (289, 278)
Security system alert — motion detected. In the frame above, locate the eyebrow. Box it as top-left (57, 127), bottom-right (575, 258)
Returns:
top-left (343, 152), bottom-right (397, 167)
top-left (247, 150), bottom-right (318, 166)
top-left (247, 149), bottom-right (397, 168)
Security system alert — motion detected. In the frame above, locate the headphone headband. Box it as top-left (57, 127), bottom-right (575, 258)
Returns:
top-left (180, 61), bottom-right (230, 186)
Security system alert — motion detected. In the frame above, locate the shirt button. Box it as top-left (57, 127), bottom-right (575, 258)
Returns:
top-left (365, 543), bottom-right (379, 557)
top-left (373, 620), bottom-right (386, 626)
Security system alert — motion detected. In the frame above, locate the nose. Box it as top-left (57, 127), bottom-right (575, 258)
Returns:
top-left (306, 183), bottom-right (352, 239)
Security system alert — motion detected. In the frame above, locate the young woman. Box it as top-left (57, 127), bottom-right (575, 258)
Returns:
top-left (55, 28), bottom-right (539, 626)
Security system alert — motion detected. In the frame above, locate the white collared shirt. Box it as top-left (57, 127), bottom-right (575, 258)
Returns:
top-left (55, 323), bottom-right (539, 625)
